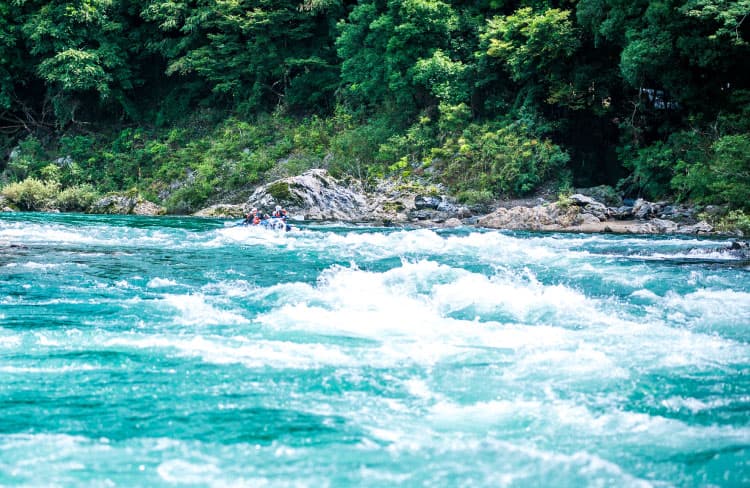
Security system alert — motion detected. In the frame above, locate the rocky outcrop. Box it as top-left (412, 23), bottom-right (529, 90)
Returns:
top-left (190, 170), bottom-right (725, 235)
top-left (246, 169), bottom-right (369, 221)
top-left (91, 195), bottom-right (166, 216)
top-left (239, 169), bottom-right (470, 224)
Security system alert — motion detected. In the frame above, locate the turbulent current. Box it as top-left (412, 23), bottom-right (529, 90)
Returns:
top-left (1, 212), bottom-right (749, 487)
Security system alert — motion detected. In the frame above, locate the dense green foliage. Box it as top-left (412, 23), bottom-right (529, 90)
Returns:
top-left (1, 0), bottom-right (748, 213)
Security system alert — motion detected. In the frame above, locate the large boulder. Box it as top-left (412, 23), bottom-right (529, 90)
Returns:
top-left (246, 169), bottom-right (368, 221)
top-left (91, 195), bottom-right (166, 216)
top-left (568, 194), bottom-right (609, 220)
top-left (477, 203), bottom-right (581, 230)
top-left (632, 199), bottom-right (666, 220)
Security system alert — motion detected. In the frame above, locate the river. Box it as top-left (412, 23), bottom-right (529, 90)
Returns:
top-left (1, 212), bottom-right (748, 486)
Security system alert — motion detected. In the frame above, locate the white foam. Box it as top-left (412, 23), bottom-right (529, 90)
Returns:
top-left (103, 334), bottom-right (353, 369)
top-left (428, 396), bottom-right (750, 449)
top-left (0, 220), bottom-right (198, 250)
top-left (157, 459), bottom-right (221, 484)
top-left (4, 261), bottom-right (64, 270)
top-left (34, 332), bottom-right (61, 346)
top-left (159, 294), bottom-right (249, 326)
top-left (0, 336), bottom-right (21, 348)
top-left (147, 277), bottom-right (179, 288)
top-left (513, 346), bottom-right (629, 380)
top-left (0, 364), bottom-right (98, 374)
top-left (661, 289), bottom-right (750, 323)
top-left (661, 395), bottom-right (748, 414)
top-left (256, 260), bottom-right (614, 341)
top-left (209, 225), bottom-right (289, 247)
top-left (201, 279), bottom-right (256, 298)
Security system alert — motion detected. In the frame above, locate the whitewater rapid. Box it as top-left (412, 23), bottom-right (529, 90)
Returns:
top-left (1, 213), bottom-right (748, 486)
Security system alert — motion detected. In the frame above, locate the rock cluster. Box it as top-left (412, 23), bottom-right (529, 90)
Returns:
top-left (193, 171), bottom-right (724, 235)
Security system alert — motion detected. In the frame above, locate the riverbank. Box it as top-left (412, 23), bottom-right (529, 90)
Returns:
top-left (0, 169), bottom-right (743, 237)
top-left (195, 169), bottom-right (731, 237)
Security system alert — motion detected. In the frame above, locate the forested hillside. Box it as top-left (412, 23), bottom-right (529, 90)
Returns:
top-left (1, 0), bottom-right (748, 216)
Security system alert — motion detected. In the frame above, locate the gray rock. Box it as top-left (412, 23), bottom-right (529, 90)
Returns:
top-left (628, 218), bottom-right (679, 234)
top-left (659, 204), bottom-right (696, 223)
top-left (610, 206), bottom-right (633, 220)
top-left (677, 221), bottom-right (713, 234)
top-left (568, 194), bottom-right (609, 219)
top-left (437, 200), bottom-right (460, 214)
top-left (414, 195), bottom-right (442, 210)
top-left (569, 194), bottom-right (598, 206)
top-left (579, 213), bottom-right (601, 225)
top-left (584, 202), bottom-right (609, 220)
top-left (633, 199), bottom-right (659, 219)
top-left (442, 218), bottom-right (462, 228)
top-left (410, 209), bottom-right (440, 221)
top-left (477, 203), bottom-right (581, 230)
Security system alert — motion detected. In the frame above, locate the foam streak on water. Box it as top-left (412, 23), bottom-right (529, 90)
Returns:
top-left (1, 213), bottom-right (749, 486)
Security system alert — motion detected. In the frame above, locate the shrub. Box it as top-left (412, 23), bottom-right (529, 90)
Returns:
top-left (708, 134), bottom-right (750, 209)
top-left (56, 184), bottom-right (100, 212)
top-left (456, 189), bottom-right (494, 206)
top-left (436, 117), bottom-right (569, 197)
top-left (715, 210), bottom-right (750, 235)
top-left (3, 137), bottom-right (47, 181)
top-left (1, 178), bottom-right (60, 211)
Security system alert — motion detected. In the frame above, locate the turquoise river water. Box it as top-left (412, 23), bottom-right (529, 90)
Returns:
top-left (1, 212), bottom-right (749, 486)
